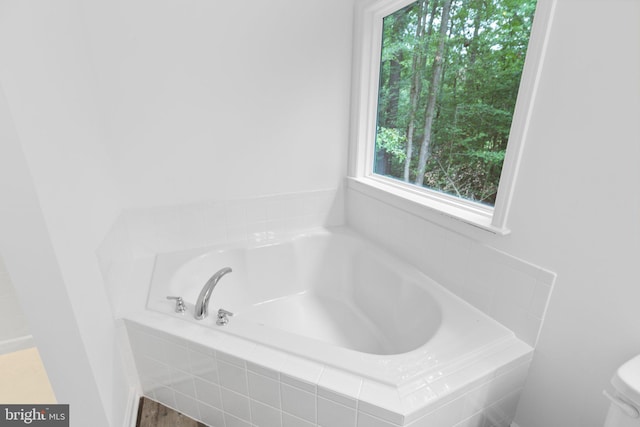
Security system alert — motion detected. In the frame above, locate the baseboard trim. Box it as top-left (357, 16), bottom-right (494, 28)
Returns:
top-left (123, 387), bottom-right (141, 427)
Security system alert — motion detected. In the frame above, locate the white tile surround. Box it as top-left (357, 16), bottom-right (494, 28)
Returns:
top-left (96, 188), bottom-right (345, 316)
top-left (125, 317), bottom-right (531, 427)
top-left (104, 188), bottom-right (344, 257)
top-left (346, 188), bottom-right (556, 348)
top-left (97, 186), bottom-right (556, 427)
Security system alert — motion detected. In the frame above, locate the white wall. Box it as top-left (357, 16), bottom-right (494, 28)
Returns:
top-left (0, 1), bottom-right (129, 425)
top-left (508, 1), bottom-right (640, 425)
top-left (348, 0), bottom-right (640, 426)
top-left (0, 86), bottom-right (112, 426)
top-left (84, 0), bottom-right (355, 209)
top-left (0, 1), bottom-right (355, 426)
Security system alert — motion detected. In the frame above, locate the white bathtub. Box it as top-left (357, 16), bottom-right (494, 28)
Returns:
top-left (130, 226), bottom-right (533, 425)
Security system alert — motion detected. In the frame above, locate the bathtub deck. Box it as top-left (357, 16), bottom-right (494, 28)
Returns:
top-left (137, 397), bottom-right (206, 427)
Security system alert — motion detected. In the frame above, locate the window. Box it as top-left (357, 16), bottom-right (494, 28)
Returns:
top-left (349, 0), bottom-right (555, 234)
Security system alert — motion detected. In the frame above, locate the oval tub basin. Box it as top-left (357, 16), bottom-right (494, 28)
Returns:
top-left (146, 226), bottom-right (522, 387)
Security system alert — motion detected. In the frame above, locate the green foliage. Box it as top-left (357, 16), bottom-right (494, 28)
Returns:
top-left (376, 127), bottom-right (407, 162)
top-left (374, 0), bottom-right (537, 206)
top-left (469, 149), bottom-right (506, 165)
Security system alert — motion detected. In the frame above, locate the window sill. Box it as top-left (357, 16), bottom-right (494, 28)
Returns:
top-left (347, 176), bottom-right (511, 236)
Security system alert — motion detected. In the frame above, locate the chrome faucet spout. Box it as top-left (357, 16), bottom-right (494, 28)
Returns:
top-left (194, 267), bottom-right (232, 320)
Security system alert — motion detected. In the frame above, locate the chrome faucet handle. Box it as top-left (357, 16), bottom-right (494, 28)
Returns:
top-left (166, 296), bottom-right (186, 313)
top-left (216, 308), bottom-right (233, 326)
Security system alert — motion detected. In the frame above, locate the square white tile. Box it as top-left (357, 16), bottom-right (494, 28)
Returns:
top-left (317, 396), bottom-right (356, 427)
top-left (220, 387), bottom-right (251, 422)
top-left (281, 383), bottom-right (316, 424)
top-left (248, 371), bottom-right (281, 408)
top-left (217, 359), bottom-right (249, 395)
top-left (251, 399), bottom-right (283, 427)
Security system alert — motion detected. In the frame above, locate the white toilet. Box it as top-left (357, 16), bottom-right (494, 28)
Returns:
top-left (604, 355), bottom-right (640, 426)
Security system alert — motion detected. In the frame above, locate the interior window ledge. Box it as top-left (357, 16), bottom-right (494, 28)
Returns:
top-left (347, 176), bottom-right (511, 236)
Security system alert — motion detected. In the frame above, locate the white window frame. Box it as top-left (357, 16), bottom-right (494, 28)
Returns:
top-left (348, 0), bottom-right (557, 235)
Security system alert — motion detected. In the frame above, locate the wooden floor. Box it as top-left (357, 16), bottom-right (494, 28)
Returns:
top-left (137, 397), bottom-right (207, 427)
